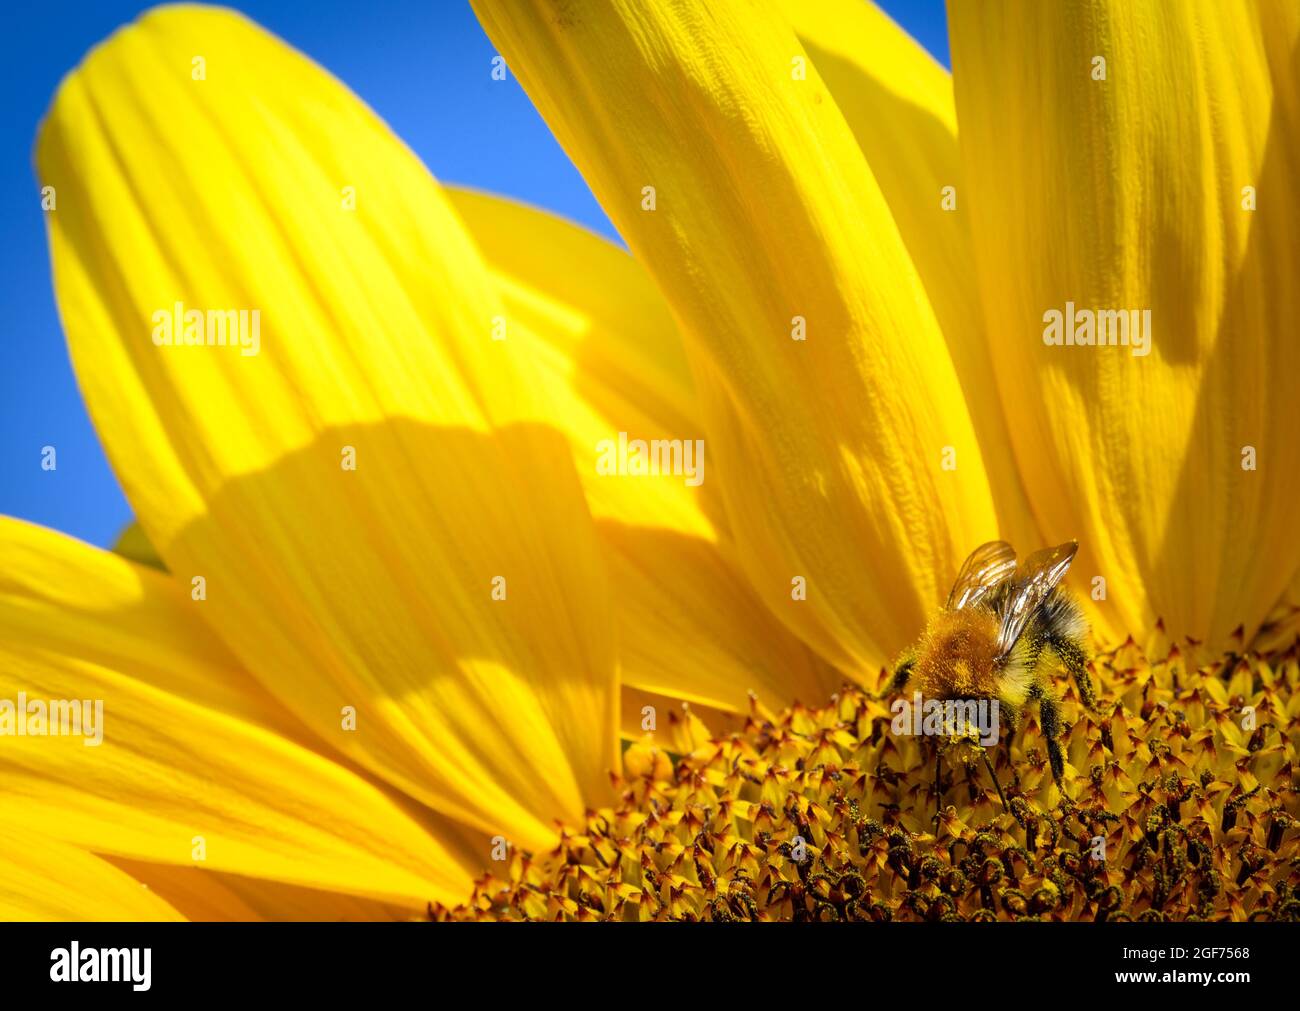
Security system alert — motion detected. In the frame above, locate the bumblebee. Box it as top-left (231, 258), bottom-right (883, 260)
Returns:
top-left (889, 540), bottom-right (1096, 812)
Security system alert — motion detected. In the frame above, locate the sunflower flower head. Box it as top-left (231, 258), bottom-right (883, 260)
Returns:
top-left (435, 637), bottom-right (1299, 922)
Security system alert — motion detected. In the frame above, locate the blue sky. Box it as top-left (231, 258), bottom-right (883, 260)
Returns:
top-left (0, 0), bottom-right (949, 549)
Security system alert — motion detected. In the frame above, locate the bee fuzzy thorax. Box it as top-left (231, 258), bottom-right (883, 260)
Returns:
top-left (913, 608), bottom-right (1003, 700)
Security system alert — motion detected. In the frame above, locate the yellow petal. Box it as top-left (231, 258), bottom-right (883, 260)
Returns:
top-left (620, 686), bottom-right (741, 747)
top-left (444, 186), bottom-right (709, 535)
top-left (105, 179), bottom-right (837, 719)
top-left (949, 0), bottom-right (1300, 648)
top-left (472, 0), bottom-right (1000, 673)
top-left (779, 0), bottom-right (1040, 555)
top-left (38, 6), bottom-right (616, 848)
top-left (446, 187), bottom-right (839, 710)
top-left (601, 521), bottom-right (840, 711)
top-left (1254, 569), bottom-right (1300, 654)
top-left (105, 859), bottom-right (416, 921)
top-left (0, 517), bottom-right (477, 907)
top-left (0, 828), bottom-right (183, 921)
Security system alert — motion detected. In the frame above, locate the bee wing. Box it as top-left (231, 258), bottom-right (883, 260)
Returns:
top-left (996, 541), bottom-right (1079, 655)
top-left (946, 540), bottom-right (1018, 611)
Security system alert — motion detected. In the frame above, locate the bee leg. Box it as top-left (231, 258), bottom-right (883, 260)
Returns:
top-left (995, 701), bottom-right (1021, 790)
top-left (889, 656), bottom-right (915, 693)
top-left (933, 747), bottom-right (943, 832)
top-left (1039, 695), bottom-right (1065, 783)
top-left (979, 747), bottom-right (1010, 816)
top-left (1039, 588), bottom-right (1097, 711)
top-left (1053, 636), bottom-right (1098, 712)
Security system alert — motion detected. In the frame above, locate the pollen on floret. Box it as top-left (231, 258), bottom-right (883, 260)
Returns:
top-left (429, 636), bottom-right (1300, 922)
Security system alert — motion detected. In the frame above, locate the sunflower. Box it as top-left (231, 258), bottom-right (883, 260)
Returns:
top-left (3, 1), bottom-right (1297, 921)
